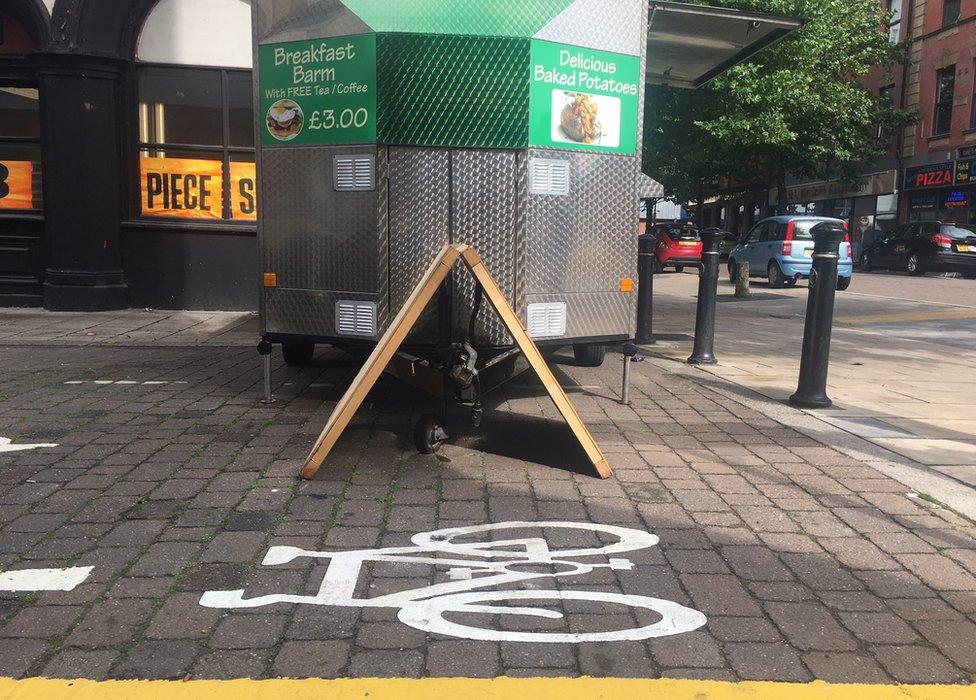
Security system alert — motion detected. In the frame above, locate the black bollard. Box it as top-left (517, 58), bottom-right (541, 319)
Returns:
top-left (635, 230), bottom-right (658, 345)
top-left (789, 221), bottom-right (846, 408)
top-left (688, 229), bottom-right (724, 365)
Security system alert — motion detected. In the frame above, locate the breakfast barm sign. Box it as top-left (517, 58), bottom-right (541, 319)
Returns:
top-left (258, 34), bottom-right (377, 147)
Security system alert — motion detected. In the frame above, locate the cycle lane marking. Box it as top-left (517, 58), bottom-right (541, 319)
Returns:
top-left (199, 521), bottom-right (708, 643)
top-left (0, 676), bottom-right (969, 699)
top-left (0, 566), bottom-right (93, 592)
top-left (0, 437), bottom-right (57, 454)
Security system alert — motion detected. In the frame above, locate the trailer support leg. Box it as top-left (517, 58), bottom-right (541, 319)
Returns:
top-left (620, 343), bottom-right (637, 405)
top-left (257, 339), bottom-right (275, 405)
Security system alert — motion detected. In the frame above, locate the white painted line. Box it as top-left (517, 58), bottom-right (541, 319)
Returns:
top-left (0, 437), bottom-right (58, 454)
top-left (115, 380), bottom-right (139, 385)
top-left (142, 381), bottom-right (167, 385)
top-left (64, 381), bottom-right (85, 385)
top-left (0, 566), bottom-right (93, 592)
top-left (93, 380), bottom-right (114, 385)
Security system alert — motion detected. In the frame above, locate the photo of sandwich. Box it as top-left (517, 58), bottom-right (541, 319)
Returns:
top-left (559, 92), bottom-right (602, 144)
top-left (267, 99), bottom-right (303, 141)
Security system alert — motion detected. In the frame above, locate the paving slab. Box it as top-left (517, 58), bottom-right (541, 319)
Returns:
top-left (0, 304), bottom-right (974, 687)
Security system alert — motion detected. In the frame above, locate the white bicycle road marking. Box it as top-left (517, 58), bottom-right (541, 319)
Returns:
top-left (0, 566), bottom-right (93, 592)
top-left (64, 380), bottom-right (188, 386)
top-left (200, 521), bottom-right (707, 643)
top-left (0, 437), bottom-right (58, 454)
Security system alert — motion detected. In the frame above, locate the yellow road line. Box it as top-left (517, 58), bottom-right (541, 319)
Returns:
top-left (836, 309), bottom-right (976, 325)
top-left (0, 677), bottom-right (972, 699)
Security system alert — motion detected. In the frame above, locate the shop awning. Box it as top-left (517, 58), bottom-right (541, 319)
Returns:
top-left (647, 1), bottom-right (801, 89)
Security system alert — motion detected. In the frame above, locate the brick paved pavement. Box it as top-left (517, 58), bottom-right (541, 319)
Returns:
top-left (0, 340), bottom-right (975, 684)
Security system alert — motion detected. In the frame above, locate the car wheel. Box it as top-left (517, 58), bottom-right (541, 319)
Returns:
top-left (767, 261), bottom-right (785, 289)
top-left (836, 276), bottom-right (852, 291)
top-left (675, 265), bottom-right (684, 273)
top-left (573, 344), bottom-right (606, 368)
top-left (282, 340), bottom-right (315, 367)
top-left (859, 252), bottom-right (872, 272)
top-left (907, 254), bottom-right (924, 276)
top-left (784, 278), bottom-right (797, 287)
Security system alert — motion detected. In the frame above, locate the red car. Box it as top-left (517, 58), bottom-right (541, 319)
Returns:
top-left (646, 224), bottom-right (702, 272)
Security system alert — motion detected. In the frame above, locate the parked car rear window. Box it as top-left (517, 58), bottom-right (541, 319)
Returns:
top-left (660, 226), bottom-right (700, 241)
top-left (941, 224), bottom-right (976, 239)
top-left (790, 221), bottom-right (825, 240)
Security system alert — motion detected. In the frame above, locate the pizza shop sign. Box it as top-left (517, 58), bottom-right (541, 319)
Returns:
top-left (905, 162), bottom-right (954, 189)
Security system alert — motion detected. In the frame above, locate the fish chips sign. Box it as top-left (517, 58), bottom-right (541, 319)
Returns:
top-left (140, 157), bottom-right (256, 221)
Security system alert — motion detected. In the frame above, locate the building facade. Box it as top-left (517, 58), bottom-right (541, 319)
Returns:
top-left (0, 0), bottom-right (257, 311)
top-left (696, 0), bottom-right (976, 262)
top-left (900, 0), bottom-right (976, 226)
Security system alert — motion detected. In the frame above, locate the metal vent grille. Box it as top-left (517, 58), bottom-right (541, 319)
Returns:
top-left (526, 302), bottom-right (567, 338)
top-left (528, 158), bottom-right (571, 195)
top-left (333, 155), bottom-right (375, 191)
top-left (335, 300), bottom-right (377, 337)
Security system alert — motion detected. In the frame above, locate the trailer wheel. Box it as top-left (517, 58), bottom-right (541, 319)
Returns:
top-left (282, 340), bottom-right (315, 367)
top-left (414, 414), bottom-right (448, 454)
top-left (573, 344), bottom-right (606, 368)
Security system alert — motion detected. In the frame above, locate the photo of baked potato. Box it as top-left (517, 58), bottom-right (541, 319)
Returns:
top-left (559, 92), bottom-right (602, 144)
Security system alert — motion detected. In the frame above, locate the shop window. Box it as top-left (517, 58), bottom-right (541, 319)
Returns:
top-left (942, 0), bottom-right (961, 28)
top-left (933, 66), bottom-right (955, 136)
top-left (886, 0), bottom-right (902, 42)
top-left (878, 84), bottom-right (895, 145)
top-left (135, 0), bottom-right (254, 222)
top-left (0, 87), bottom-right (41, 211)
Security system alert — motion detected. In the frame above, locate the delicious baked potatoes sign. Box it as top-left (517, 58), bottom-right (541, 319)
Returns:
top-left (258, 34), bottom-right (377, 147)
top-left (528, 40), bottom-right (640, 155)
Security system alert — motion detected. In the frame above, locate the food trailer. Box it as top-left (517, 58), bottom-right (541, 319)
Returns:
top-left (252, 0), bottom-right (799, 463)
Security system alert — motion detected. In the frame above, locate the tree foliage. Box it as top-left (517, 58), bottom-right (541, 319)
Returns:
top-left (643, 0), bottom-right (916, 208)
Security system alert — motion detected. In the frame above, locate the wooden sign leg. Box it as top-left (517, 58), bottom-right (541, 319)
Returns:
top-left (300, 245), bottom-right (462, 479)
top-left (460, 248), bottom-right (613, 479)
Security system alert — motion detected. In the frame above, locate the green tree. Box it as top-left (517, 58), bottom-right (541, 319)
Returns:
top-left (643, 0), bottom-right (915, 214)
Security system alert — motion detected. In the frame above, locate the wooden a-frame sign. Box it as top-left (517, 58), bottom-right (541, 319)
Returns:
top-left (300, 244), bottom-right (613, 480)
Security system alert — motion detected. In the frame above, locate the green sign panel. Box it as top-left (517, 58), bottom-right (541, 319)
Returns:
top-left (528, 40), bottom-right (640, 155)
top-left (258, 34), bottom-right (377, 146)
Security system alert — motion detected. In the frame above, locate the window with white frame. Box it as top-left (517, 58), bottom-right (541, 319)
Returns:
top-left (134, 0), bottom-right (256, 222)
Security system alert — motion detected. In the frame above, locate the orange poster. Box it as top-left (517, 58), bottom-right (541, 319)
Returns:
top-left (230, 161), bottom-right (257, 221)
top-left (141, 156), bottom-right (224, 219)
top-left (0, 160), bottom-right (34, 210)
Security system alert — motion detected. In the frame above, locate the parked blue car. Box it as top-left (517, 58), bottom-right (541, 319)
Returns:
top-left (728, 216), bottom-right (854, 290)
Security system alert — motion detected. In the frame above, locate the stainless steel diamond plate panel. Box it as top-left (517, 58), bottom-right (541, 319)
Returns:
top-left (261, 145), bottom-right (380, 292)
top-left (388, 147), bottom-right (451, 342)
top-left (523, 149), bottom-right (638, 296)
top-left (534, 0), bottom-right (644, 55)
top-left (451, 150), bottom-right (519, 346)
top-left (525, 292), bottom-right (633, 339)
top-left (265, 289), bottom-right (377, 338)
top-left (254, 0), bottom-right (371, 45)
top-left (259, 145), bottom-right (382, 336)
